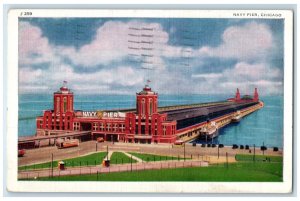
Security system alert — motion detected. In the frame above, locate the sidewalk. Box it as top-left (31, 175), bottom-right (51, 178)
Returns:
top-left (18, 160), bottom-right (208, 179)
top-left (122, 151), bottom-right (144, 163)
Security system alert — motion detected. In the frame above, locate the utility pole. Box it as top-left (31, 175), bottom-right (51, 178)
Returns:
top-left (184, 143), bottom-right (186, 161)
top-left (106, 146), bottom-right (109, 160)
top-left (96, 142), bottom-right (98, 152)
top-left (253, 144), bottom-right (256, 162)
top-left (218, 144), bottom-right (220, 159)
top-left (262, 142), bottom-right (265, 156)
top-left (226, 152), bottom-right (228, 169)
top-left (51, 153), bottom-right (53, 178)
top-left (131, 155), bottom-right (133, 172)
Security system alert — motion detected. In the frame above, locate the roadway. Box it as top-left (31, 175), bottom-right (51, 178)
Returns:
top-left (18, 140), bottom-right (282, 167)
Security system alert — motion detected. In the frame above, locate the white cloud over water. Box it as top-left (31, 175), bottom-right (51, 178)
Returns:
top-left (196, 22), bottom-right (273, 61)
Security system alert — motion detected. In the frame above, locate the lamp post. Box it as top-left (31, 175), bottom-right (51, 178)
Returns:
top-left (226, 152), bottom-right (228, 169)
top-left (184, 143), bottom-right (186, 161)
top-left (106, 145), bottom-right (109, 160)
top-left (253, 144), bottom-right (256, 162)
top-left (131, 155), bottom-right (133, 172)
top-left (51, 153), bottom-right (53, 178)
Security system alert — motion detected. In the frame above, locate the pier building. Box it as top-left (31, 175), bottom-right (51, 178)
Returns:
top-left (18, 82), bottom-right (263, 148)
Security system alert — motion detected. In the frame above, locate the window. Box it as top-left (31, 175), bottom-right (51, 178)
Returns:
top-left (163, 126), bottom-right (166, 136)
top-left (141, 125), bottom-right (145, 134)
top-left (69, 97), bottom-right (73, 111)
top-left (113, 124), bottom-right (118, 132)
top-left (149, 99), bottom-right (153, 115)
top-left (141, 98), bottom-right (145, 116)
top-left (56, 97), bottom-right (60, 112)
top-left (63, 97), bottom-right (67, 113)
top-left (120, 124), bottom-right (125, 132)
top-left (107, 123), bottom-right (111, 131)
top-left (73, 122), bottom-right (80, 131)
top-left (93, 123), bottom-right (98, 131)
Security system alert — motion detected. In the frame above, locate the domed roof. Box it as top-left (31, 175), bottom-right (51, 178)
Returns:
top-left (55, 81), bottom-right (73, 94)
top-left (137, 84), bottom-right (157, 95)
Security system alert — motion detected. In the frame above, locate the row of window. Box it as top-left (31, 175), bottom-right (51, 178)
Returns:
top-left (162, 125), bottom-right (176, 135)
top-left (44, 116), bottom-right (72, 121)
top-left (89, 122), bottom-right (126, 132)
top-left (38, 120), bottom-right (71, 130)
top-left (139, 98), bottom-right (155, 116)
top-left (55, 97), bottom-right (73, 113)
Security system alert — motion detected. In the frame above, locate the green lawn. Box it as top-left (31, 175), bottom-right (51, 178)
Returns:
top-left (235, 154), bottom-right (283, 162)
top-left (128, 152), bottom-right (184, 162)
top-left (19, 152), bottom-right (108, 170)
top-left (110, 152), bottom-right (137, 164)
top-left (26, 159), bottom-right (283, 182)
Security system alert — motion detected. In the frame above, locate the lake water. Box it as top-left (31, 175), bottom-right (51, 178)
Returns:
top-left (18, 94), bottom-right (283, 148)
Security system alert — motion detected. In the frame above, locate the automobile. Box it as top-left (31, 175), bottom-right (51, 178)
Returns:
top-left (97, 137), bottom-right (105, 143)
top-left (57, 139), bottom-right (79, 149)
top-left (174, 140), bottom-right (184, 146)
top-left (18, 149), bottom-right (25, 157)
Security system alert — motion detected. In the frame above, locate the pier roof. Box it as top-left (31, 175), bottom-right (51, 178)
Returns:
top-left (165, 102), bottom-right (255, 121)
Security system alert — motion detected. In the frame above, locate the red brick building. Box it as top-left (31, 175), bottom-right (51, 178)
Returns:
top-left (36, 83), bottom-right (177, 143)
top-left (36, 82), bottom-right (260, 144)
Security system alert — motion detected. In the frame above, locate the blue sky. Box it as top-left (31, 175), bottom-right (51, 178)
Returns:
top-left (18, 18), bottom-right (284, 95)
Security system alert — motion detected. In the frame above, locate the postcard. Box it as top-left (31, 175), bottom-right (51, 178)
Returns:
top-left (6, 9), bottom-right (293, 193)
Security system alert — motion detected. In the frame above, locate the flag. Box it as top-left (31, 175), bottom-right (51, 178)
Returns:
top-left (63, 81), bottom-right (67, 87)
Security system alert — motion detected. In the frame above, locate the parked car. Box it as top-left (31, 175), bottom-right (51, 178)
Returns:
top-left (57, 139), bottom-right (79, 149)
top-left (18, 149), bottom-right (25, 157)
top-left (97, 137), bottom-right (105, 143)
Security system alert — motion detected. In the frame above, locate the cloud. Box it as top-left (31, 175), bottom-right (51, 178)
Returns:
top-left (59, 20), bottom-right (169, 67)
top-left (19, 67), bottom-right (43, 84)
top-left (19, 63), bottom-right (144, 94)
top-left (197, 22), bottom-right (273, 61)
top-left (192, 62), bottom-right (282, 95)
top-left (222, 62), bottom-right (282, 82)
top-left (191, 73), bottom-right (223, 79)
top-left (18, 20), bottom-right (283, 95)
top-left (19, 22), bottom-right (56, 66)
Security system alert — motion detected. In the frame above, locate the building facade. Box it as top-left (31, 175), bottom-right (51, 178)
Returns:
top-left (36, 83), bottom-right (177, 143)
top-left (36, 82), bottom-right (260, 144)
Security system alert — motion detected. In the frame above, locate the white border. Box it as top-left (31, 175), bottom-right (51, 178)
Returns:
top-left (6, 9), bottom-right (294, 193)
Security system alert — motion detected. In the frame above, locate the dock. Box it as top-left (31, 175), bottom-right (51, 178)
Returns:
top-left (174, 101), bottom-right (264, 142)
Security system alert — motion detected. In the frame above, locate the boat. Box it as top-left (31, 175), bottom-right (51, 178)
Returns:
top-left (231, 111), bottom-right (242, 123)
top-left (199, 121), bottom-right (218, 139)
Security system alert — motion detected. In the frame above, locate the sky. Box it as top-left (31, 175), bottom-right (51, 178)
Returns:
top-left (18, 18), bottom-right (284, 96)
